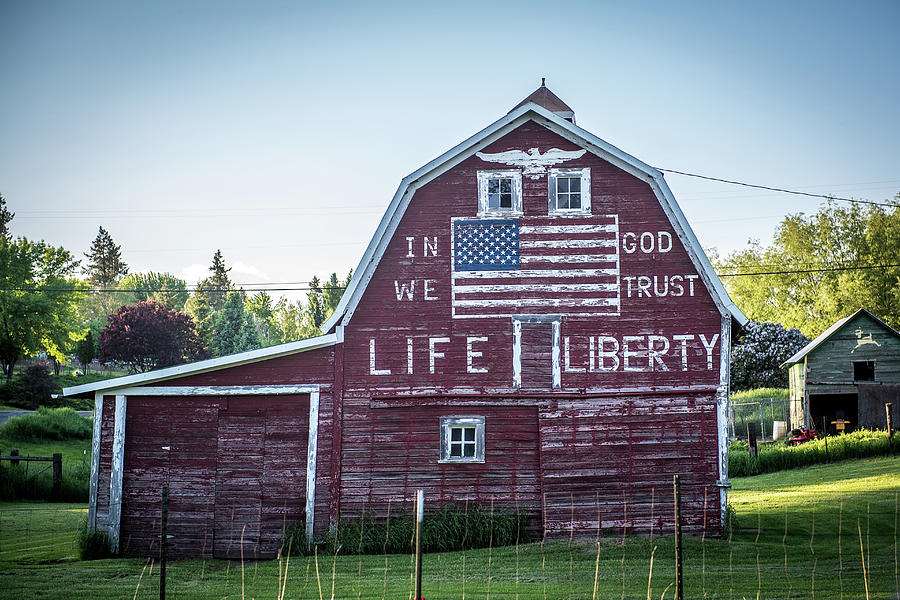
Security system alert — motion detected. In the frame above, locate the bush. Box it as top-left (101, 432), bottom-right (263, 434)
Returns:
top-left (21, 365), bottom-right (58, 409)
top-left (1, 407), bottom-right (91, 441)
top-left (731, 322), bottom-right (808, 391)
top-left (284, 503), bottom-right (531, 556)
top-left (729, 428), bottom-right (894, 477)
top-left (0, 379), bottom-right (29, 408)
top-left (76, 517), bottom-right (113, 559)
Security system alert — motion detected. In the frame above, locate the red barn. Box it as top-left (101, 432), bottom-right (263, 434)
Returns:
top-left (66, 85), bottom-right (746, 558)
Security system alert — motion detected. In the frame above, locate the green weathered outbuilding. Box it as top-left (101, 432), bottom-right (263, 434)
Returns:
top-left (782, 309), bottom-right (900, 434)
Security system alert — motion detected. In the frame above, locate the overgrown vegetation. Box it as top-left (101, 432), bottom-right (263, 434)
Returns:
top-left (76, 517), bottom-right (113, 560)
top-left (731, 387), bottom-right (789, 402)
top-left (285, 503), bottom-right (531, 556)
top-left (729, 428), bottom-right (895, 476)
top-left (1, 407), bottom-right (91, 441)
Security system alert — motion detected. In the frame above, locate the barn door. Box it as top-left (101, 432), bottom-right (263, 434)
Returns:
top-left (513, 317), bottom-right (561, 389)
top-left (214, 399), bottom-right (265, 559)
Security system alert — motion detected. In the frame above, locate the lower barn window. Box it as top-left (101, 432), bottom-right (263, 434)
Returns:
top-left (439, 416), bottom-right (485, 463)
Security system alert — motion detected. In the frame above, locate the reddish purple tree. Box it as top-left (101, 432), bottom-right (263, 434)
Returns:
top-left (100, 300), bottom-right (206, 373)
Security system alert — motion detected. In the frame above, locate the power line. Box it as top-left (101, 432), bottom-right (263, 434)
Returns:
top-left (657, 168), bottom-right (899, 208)
top-left (0, 285), bottom-right (349, 293)
top-left (718, 262), bottom-right (900, 278)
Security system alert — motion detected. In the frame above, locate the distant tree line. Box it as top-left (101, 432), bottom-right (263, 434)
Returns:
top-left (0, 192), bottom-right (351, 385)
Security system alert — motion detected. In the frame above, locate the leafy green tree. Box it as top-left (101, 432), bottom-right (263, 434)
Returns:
top-left (0, 194), bottom-right (13, 241)
top-left (211, 291), bottom-right (261, 356)
top-left (84, 226), bottom-right (128, 286)
top-left (717, 199), bottom-right (900, 336)
top-left (271, 297), bottom-right (301, 343)
top-left (731, 321), bottom-right (809, 391)
top-left (0, 238), bottom-right (83, 380)
top-left (75, 330), bottom-right (97, 374)
top-left (118, 272), bottom-right (189, 311)
top-left (322, 270), bottom-right (352, 316)
top-left (305, 276), bottom-right (327, 330)
top-left (246, 291), bottom-right (275, 345)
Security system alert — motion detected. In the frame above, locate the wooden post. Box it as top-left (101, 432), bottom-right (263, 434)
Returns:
top-left (759, 403), bottom-right (765, 441)
top-left (822, 416), bottom-right (829, 462)
top-left (747, 422), bottom-right (757, 458)
top-left (886, 403), bottom-right (894, 440)
top-left (52, 453), bottom-right (62, 496)
top-left (673, 475), bottom-right (683, 600)
top-left (160, 486), bottom-right (168, 600)
top-left (414, 489), bottom-right (423, 600)
top-left (10, 449), bottom-right (18, 467)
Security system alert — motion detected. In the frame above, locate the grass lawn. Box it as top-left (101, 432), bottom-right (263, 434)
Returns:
top-left (1, 456), bottom-right (898, 599)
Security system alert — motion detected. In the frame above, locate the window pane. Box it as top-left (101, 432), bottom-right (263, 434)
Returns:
top-left (488, 180), bottom-right (499, 194)
top-left (499, 178), bottom-right (511, 194)
top-left (463, 444), bottom-right (475, 457)
top-left (450, 442), bottom-right (462, 457)
top-left (464, 427), bottom-right (475, 442)
top-left (570, 178), bottom-right (581, 192)
top-left (557, 178), bottom-right (569, 193)
top-left (500, 193), bottom-right (512, 208)
top-left (570, 193), bottom-right (581, 208)
top-left (451, 428), bottom-right (462, 442)
top-left (488, 193), bottom-right (500, 208)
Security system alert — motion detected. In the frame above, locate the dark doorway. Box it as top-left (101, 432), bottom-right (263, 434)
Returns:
top-left (809, 393), bottom-right (858, 435)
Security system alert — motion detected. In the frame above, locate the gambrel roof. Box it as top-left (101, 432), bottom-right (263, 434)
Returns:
top-left (322, 92), bottom-right (747, 333)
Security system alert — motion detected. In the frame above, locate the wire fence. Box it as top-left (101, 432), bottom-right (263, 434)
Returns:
top-left (731, 399), bottom-right (790, 441)
top-left (1, 486), bottom-right (899, 599)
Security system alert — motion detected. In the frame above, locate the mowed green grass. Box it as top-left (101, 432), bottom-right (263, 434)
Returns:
top-left (1, 456), bottom-right (898, 599)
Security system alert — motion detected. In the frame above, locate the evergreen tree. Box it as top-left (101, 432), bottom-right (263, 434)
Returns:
top-left (305, 276), bottom-right (327, 330)
top-left (199, 249), bottom-right (232, 312)
top-left (211, 291), bottom-right (260, 356)
top-left (0, 194), bottom-right (14, 240)
top-left (76, 330), bottom-right (97, 374)
top-left (84, 226), bottom-right (128, 286)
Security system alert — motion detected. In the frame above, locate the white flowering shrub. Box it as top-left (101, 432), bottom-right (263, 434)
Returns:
top-left (731, 321), bottom-right (808, 391)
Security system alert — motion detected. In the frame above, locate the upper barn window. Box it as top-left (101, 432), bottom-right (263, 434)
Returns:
top-left (477, 170), bottom-right (523, 216)
top-left (548, 168), bottom-right (591, 215)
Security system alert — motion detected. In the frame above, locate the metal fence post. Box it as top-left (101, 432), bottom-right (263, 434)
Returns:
top-left (52, 453), bottom-right (62, 497)
top-left (160, 485), bottom-right (168, 600)
top-left (674, 474), bottom-right (683, 600)
top-left (414, 489), bottom-right (424, 600)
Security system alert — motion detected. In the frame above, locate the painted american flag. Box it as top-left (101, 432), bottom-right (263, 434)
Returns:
top-left (451, 215), bottom-right (620, 319)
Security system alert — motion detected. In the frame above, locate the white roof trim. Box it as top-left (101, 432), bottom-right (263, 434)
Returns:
top-left (63, 333), bottom-right (339, 396)
top-left (781, 308), bottom-right (900, 367)
top-left (321, 102), bottom-right (746, 332)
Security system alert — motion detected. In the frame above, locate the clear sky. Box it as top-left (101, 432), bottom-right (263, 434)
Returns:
top-left (2, 1), bottom-right (898, 300)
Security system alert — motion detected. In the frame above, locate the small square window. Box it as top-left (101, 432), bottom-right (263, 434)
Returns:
top-left (853, 360), bottom-right (875, 382)
top-left (549, 168), bottom-right (590, 215)
top-left (440, 417), bottom-right (485, 463)
top-left (478, 171), bottom-right (522, 216)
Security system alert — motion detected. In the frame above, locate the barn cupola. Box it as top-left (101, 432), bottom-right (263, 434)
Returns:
top-left (509, 79), bottom-right (576, 123)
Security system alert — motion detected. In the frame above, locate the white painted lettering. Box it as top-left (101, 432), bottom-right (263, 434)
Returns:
top-left (369, 339), bottom-right (391, 375)
top-left (622, 336), bottom-right (644, 371)
top-left (407, 337), bottom-right (414, 374)
top-left (597, 336), bottom-right (620, 371)
top-left (589, 336), bottom-right (596, 372)
top-left (424, 237), bottom-right (438, 257)
top-left (623, 276), bottom-right (636, 297)
top-left (647, 335), bottom-right (669, 371)
top-left (699, 333), bottom-right (719, 370)
top-left (622, 232), bottom-right (637, 253)
top-left (429, 337), bottom-right (450, 374)
top-left (394, 280), bottom-right (415, 301)
top-left (637, 276), bottom-right (652, 298)
top-left (563, 337), bottom-right (586, 373)
top-left (670, 275), bottom-right (684, 297)
top-left (423, 279), bottom-right (438, 301)
top-left (466, 336), bottom-right (488, 374)
top-left (658, 231), bottom-right (672, 253)
top-left (406, 237), bottom-right (415, 258)
top-left (640, 232), bottom-right (655, 253)
top-left (685, 274), bottom-right (698, 296)
top-left (653, 275), bottom-right (668, 297)
top-left (672, 334), bottom-right (694, 371)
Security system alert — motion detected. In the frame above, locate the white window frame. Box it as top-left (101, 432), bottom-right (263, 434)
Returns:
top-left (548, 168), bottom-right (591, 216)
top-left (477, 170), bottom-right (523, 217)
top-left (439, 416), bottom-right (485, 463)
